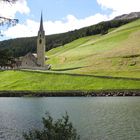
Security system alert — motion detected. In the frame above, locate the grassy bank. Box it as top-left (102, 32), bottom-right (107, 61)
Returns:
top-left (0, 70), bottom-right (140, 91)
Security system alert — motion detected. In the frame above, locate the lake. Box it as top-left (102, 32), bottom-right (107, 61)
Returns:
top-left (0, 97), bottom-right (140, 140)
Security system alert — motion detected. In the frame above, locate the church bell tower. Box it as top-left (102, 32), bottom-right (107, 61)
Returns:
top-left (37, 13), bottom-right (45, 67)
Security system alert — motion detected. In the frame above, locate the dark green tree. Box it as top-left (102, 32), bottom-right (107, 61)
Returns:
top-left (0, 49), bottom-right (14, 68)
top-left (23, 112), bottom-right (80, 140)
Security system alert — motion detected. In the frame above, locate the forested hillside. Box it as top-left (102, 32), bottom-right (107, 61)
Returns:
top-left (0, 18), bottom-right (136, 57)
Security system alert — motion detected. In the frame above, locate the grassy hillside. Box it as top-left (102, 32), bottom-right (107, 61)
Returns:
top-left (47, 19), bottom-right (140, 78)
top-left (0, 71), bottom-right (140, 91)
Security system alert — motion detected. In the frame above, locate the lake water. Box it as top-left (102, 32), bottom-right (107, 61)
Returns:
top-left (0, 97), bottom-right (140, 140)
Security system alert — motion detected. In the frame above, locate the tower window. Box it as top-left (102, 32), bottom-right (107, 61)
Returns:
top-left (39, 39), bottom-right (42, 44)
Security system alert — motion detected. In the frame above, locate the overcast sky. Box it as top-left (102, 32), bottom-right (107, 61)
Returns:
top-left (0, 0), bottom-right (140, 40)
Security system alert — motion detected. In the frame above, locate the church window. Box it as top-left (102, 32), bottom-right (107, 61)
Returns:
top-left (39, 39), bottom-right (42, 44)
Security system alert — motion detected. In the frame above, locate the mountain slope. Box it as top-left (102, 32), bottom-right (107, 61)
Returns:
top-left (46, 19), bottom-right (140, 78)
top-left (114, 12), bottom-right (140, 20)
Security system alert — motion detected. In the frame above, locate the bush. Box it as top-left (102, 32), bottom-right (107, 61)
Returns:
top-left (23, 112), bottom-right (80, 140)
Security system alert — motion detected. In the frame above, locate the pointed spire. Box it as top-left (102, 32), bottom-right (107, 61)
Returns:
top-left (39, 12), bottom-right (44, 32)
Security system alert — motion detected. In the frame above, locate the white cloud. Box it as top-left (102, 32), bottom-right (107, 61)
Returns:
top-left (4, 14), bottom-right (109, 38)
top-left (0, 0), bottom-right (30, 18)
top-left (3, 0), bottom-right (140, 39)
top-left (97, 0), bottom-right (140, 18)
top-left (4, 20), bottom-right (38, 38)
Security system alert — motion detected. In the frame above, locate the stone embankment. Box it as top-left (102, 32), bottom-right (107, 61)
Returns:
top-left (0, 90), bottom-right (140, 97)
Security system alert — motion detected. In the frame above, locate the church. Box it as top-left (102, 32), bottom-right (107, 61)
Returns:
top-left (19, 14), bottom-right (51, 70)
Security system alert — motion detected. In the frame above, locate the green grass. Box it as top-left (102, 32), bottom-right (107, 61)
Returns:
top-left (1, 20), bottom-right (140, 92)
top-left (0, 70), bottom-right (140, 91)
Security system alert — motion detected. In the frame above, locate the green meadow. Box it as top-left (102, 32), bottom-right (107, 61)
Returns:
top-left (0, 70), bottom-right (140, 91)
top-left (0, 19), bottom-right (140, 91)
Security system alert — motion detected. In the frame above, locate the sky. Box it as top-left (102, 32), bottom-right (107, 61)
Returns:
top-left (0, 0), bottom-right (140, 41)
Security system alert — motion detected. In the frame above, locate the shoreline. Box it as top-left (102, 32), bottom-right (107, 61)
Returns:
top-left (0, 90), bottom-right (140, 97)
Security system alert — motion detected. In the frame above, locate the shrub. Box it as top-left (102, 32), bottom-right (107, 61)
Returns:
top-left (23, 112), bottom-right (80, 140)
